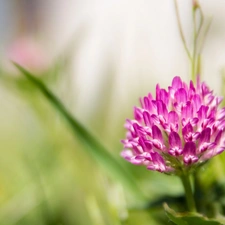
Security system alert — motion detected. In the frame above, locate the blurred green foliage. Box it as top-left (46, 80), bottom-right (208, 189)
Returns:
top-left (0, 52), bottom-right (225, 225)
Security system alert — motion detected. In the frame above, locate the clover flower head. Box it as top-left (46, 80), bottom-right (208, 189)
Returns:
top-left (121, 76), bottom-right (225, 174)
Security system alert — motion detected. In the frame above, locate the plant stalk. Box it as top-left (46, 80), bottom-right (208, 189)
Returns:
top-left (180, 174), bottom-right (197, 212)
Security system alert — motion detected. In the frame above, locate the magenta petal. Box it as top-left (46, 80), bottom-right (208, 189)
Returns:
top-left (199, 142), bottom-right (215, 153)
top-left (144, 140), bottom-right (153, 152)
top-left (121, 139), bottom-right (133, 148)
top-left (168, 132), bottom-right (183, 156)
top-left (175, 88), bottom-right (187, 103)
top-left (190, 117), bottom-right (199, 126)
top-left (218, 120), bottom-right (225, 130)
top-left (133, 123), bottom-right (140, 136)
top-left (151, 114), bottom-right (159, 125)
top-left (138, 136), bottom-right (146, 149)
top-left (147, 152), bottom-right (166, 172)
top-left (215, 130), bottom-right (222, 143)
top-left (130, 158), bottom-right (143, 164)
top-left (133, 123), bottom-right (147, 137)
top-left (201, 83), bottom-right (211, 97)
top-left (217, 108), bottom-right (225, 120)
top-left (169, 132), bottom-right (181, 148)
top-left (168, 111), bottom-right (179, 124)
top-left (182, 123), bottom-right (193, 133)
top-left (197, 105), bottom-right (209, 120)
top-left (138, 137), bottom-right (152, 152)
top-left (192, 132), bottom-right (200, 141)
top-left (121, 150), bottom-right (134, 160)
top-left (156, 88), bottom-right (169, 106)
top-left (172, 76), bottom-right (182, 90)
top-left (134, 107), bottom-right (143, 122)
top-left (192, 94), bottom-right (201, 112)
top-left (161, 89), bottom-right (169, 105)
top-left (143, 95), bottom-right (156, 112)
top-left (213, 130), bottom-right (225, 154)
top-left (135, 152), bottom-right (151, 161)
top-left (143, 111), bottom-right (151, 126)
top-left (199, 128), bottom-right (211, 144)
top-left (144, 96), bottom-right (150, 110)
top-left (156, 84), bottom-right (160, 101)
top-left (152, 125), bottom-right (163, 142)
top-left (156, 100), bottom-right (168, 118)
top-left (182, 101), bottom-right (193, 119)
top-left (148, 93), bottom-right (153, 101)
top-left (216, 147), bottom-right (225, 155)
top-left (183, 142), bottom-right (198, 165)
top-left (132, 144), bottom-right (143, 154)
top-left (189, 80), bottom-right (195, 92)
top-left (182, 123), bottom-right (193, 141)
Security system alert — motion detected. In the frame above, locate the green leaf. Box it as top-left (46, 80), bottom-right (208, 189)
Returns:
top-left (164, 203), bottom-right (224, 225)
top-left (13, 63), bottom-right (146, 201)
top-left (164, 203), bottom-right (188, 225)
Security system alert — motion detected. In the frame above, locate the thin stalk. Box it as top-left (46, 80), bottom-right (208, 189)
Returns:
top-left (196, 54), bottom-right (201, 76)
top-left (196, 18), bottom-right (212, 79)
top-left (192, 9), bottom-right (197, 81)
top-left (174, 0), bottom-right (192, 61)
top-left (196, 7), bottom-right (204, 40)
top-left (199, 17), bottom-right (213, 53)
top-left (180, 174), bottom-right (197, 212)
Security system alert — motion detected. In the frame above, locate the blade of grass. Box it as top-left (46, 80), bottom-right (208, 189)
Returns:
top-left (13, 63), bottom-right (146, 201)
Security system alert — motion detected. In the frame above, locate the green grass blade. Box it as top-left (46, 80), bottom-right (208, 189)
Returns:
top-left (13, 63), bottom-right (146, 200)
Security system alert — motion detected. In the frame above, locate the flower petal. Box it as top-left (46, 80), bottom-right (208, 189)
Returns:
top-left (169, 132), bottom-right (182, 148)
top-left (175, 88), bottom-right (187, 104)
top-left (183, 142), bottom-right (198, 165)
top-left (168, 111), bottom-right (179, 124)
top-left (143, 111), bottom-right (151, 126)
top-left (138, 137), bottom-right (152, 152)
top-left (197, 105), bottom-right (208, 120)
top-left (156, 100), bottom-right (168, 119)
top-left (199, 128), bottom-right (211, 144)
top-left (152, 125), bottom-right (163, 142)
top-left (147, 152), bottom-right (166, 172)
top-left (182, 101), bottom-right (193, 119)
top-left (134, 107), bottom-right (143, 122)
top-left (168, 132), bottom-right (183, 156)
top-left (182, 123), bottom-right (193, 142)
top-left (192, 94), bottom-right (201, 113)
top-left (156, 87), bottom-right (169, 106)
top-left (172, 76), bottom-right (182, 90)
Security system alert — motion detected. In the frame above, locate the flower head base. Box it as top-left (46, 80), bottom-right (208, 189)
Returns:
top-left (121, 76), bottom-right (225, 174)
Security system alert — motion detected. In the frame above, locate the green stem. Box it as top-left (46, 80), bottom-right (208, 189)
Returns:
top-left (180, 174), bottom-right (197, 212)
top-left (174, 0), bottom-right (192, 61)
top-left (192, 9), bottom-right (197, 82)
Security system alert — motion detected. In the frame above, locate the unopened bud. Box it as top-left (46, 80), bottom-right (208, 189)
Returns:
top-left (192, 0), bottom-right (200, 10)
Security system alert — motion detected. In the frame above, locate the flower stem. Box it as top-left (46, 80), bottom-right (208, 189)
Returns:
top-left (192, 8), bottom-right (197, 82)
top-left (180, 174), bottom-right (197, 212)
top-left (174, 0), bottom-right (192, 61)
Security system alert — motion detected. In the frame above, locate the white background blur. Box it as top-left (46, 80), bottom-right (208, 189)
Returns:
top-left (1, 0), bottom-right (225, 128)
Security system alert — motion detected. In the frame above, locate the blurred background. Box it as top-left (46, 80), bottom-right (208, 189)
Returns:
top-left (0, 0), bottom-right (225, 224)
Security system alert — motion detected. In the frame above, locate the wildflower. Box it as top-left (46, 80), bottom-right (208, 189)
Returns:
top-left (121, 76), bottom-right (225, 174)
top-left (192, 0), bottom-right (200, 10)
top-left (7, 37), bottom-right (49, 74)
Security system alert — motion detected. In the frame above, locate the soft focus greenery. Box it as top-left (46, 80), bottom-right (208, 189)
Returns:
top-left (0, 54), bottom-right (225, 225)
